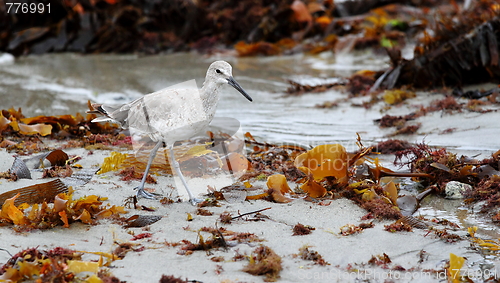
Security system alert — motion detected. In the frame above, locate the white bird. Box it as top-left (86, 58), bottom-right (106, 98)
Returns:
top-left (88, 61), bottom-right (252, 204)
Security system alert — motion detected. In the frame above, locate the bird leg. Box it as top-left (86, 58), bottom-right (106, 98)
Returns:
top-left (168, 145), bottom-right (202, 205)
top-left (134, 140), bottom-right (163, 199)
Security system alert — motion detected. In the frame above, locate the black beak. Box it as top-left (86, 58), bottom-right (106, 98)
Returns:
top-left (227, 77), bottom-right (252, 102)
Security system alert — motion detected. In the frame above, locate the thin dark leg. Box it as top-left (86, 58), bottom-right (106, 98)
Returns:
top-left (168, 144), bottom-right (201, 205)
top-left (135, 140), bottom-right (162, 199)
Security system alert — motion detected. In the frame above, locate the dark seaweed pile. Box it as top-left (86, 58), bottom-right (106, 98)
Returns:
top-left (0, 0), bottom-right (461, 56)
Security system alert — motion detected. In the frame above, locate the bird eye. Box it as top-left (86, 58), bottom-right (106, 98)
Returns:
top-left (216, 69), bottom-right (221, 74)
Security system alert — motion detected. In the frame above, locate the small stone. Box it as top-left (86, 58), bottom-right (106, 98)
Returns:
top-left (445, 181), bottom-right (472, 199)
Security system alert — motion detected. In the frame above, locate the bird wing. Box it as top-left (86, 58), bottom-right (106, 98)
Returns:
top-left (125, 87), bottom-right (208, 137)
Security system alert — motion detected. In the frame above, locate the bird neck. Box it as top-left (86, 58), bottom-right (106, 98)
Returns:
top-left (201, 79), bottom-right (222, 117)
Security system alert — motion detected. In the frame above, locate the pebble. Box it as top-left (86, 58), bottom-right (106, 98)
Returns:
top-left (445, 181), bottom-right (472, 199)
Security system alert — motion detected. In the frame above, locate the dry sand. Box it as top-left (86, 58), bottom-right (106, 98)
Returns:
top-left (1, 144), bottom-right (495, 283)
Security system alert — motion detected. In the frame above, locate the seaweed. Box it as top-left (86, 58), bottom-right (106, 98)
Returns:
top-left (178, 227), bottom-right (262, 256)
top-left (463, 175), bottom-right (500, 213)
top-left (159, 275), bottom-right (189, 283)
top-left (367, 253), bottom-right (391, 268)
top-left (0, 247), bottom-right (123, 282)
top-left (0, 104), bottom-right (120, 140)
top-left (377, 5), bottom-right (500, 89)
top-left (339, 222), bottom-right (374, 236)
top-left (3, 0), bottom-right (468, 58)
top-left (375, 139), bottom-right (413, 154)
top-left (243, 245), bottom-right (282, 282)
top-left (384, 222), bottom-right (413, 232)
top-left (297, 245), bottom-right (329, 266)
top-left (359, 198), bottom-right (402, 220)
top-left (0, 188), bottom-right (127, 231)
top-left (292, 223), bottom-right (315, 235)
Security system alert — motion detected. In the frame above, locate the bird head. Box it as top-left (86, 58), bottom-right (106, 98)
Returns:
top-left (208, 61), bottom-right (253, 102)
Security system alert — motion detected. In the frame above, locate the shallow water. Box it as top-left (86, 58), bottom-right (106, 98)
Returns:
top-left (1, 51), bottom-right (499, 237)
top-left (1, 52), bottom-right (499, 151)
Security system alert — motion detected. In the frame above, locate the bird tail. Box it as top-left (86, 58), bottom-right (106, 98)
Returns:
top-left (87, 103), bottom-right (127, 126)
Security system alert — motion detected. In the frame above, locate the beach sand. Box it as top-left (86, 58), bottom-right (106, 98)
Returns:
top-left (0, 144), bottom-right (489, 283)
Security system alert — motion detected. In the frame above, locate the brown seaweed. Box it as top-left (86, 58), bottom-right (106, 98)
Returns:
top-left (297, 245), bottom-right (329, 266)
top-left (0, 246), bottom-right (123, 281)
top-left (2, 0), bottom-right (466, 57)
top-left (0, 104), bottom-right (120, 140)
top-left (292, 223), bottom-right (315, 236)
top-left (377, 14), bottom-right (500, 89)
top-left (243, 245), bottom-right (282, 282)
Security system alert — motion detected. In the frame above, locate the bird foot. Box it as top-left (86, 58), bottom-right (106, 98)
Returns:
top-left (189, 198), bottom-right (204, 206)
top-left (135, 187), bottom-right (160, 199)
